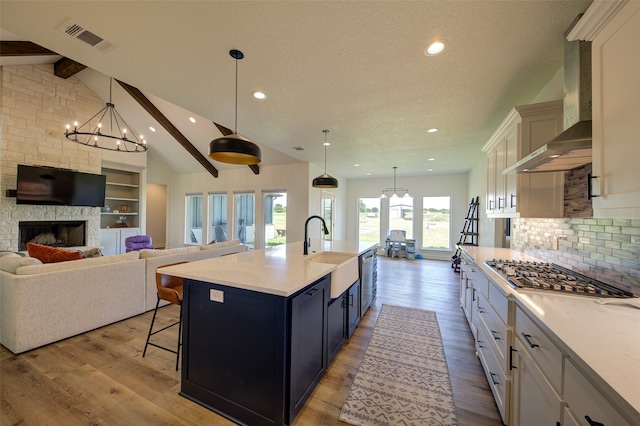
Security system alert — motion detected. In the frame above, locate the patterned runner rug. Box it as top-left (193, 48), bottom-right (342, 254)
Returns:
top-left (339, 304), bottom-right (458, 425)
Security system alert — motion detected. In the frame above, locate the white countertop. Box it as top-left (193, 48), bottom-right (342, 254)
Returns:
top-left (463, 246), bottom-right (640, 422)
top-left (158, 240), bottom-right (377, 297)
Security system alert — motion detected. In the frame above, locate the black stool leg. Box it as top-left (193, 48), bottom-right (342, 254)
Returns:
top-left (175, 304), bottom-right (182, 371)
top-left (143, 296), bottom-right (161, 357)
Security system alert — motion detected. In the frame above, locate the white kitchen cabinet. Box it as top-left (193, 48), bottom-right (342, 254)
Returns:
top-left (472, 277), bottom-right (512, 424)
top-left (483, 100), bottom-right (565, 218)
top-left (99, 227), bottom-right (140, 255)
top-left (589, 1), bottom-right (640, 217)
top-left (511, 338), bottom-right (562, 426)
top-left (564, 359), bottom-right (630, 426)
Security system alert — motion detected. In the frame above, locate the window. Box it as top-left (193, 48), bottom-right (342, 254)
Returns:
top-left (358, 197), bottom-right (380, 244)
top-left (235, 192), bottom-right (255, 249)
top-left (389, 195), bottom-right (413, 240)
top-left (264, 191), bottom-right (286, 247)
top-left (185, 193), bottom-right (203, 244)
top-left (322, 192), bottom-right (335, 241)
top-left (422, 196), bottom-right (451, 250)
top-left (208, 193), bottom-right (227, 243)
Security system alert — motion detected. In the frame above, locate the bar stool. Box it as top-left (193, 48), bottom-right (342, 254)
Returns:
top-left (143, 262), bottom-right (186, 370)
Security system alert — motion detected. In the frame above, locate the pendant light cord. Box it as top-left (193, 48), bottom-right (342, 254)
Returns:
top-left (234, 56), bottom-right (238, 134)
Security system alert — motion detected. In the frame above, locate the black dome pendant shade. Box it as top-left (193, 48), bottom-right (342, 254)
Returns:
top-left (209, 49), bottom-right (262, 165)
top-left (312, 130), bottom-right (338, 188)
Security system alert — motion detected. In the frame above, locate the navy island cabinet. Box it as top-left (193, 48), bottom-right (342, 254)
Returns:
top-left (180, 274), bottom-right (330, 426)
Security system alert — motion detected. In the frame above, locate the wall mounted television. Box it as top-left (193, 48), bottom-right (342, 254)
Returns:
top-left (16, 164), bottom-right (106, 207)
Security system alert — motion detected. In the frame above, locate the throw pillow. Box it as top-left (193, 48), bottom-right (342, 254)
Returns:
top-left (26, 243), bottom-right (82, 263)
top-left (81, 247), bottom-right (103, 258)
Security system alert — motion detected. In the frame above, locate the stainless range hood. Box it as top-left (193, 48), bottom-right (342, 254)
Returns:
top-left (504, 15), bottom-right (592, 174)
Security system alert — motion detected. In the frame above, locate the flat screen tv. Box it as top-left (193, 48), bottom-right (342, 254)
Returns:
top-left (16, 164), bottom-right (106, 207)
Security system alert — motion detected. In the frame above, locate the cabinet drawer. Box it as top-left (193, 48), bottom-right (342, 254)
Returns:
top-left (515, 306), bottom-right (562, 394)
top-left (471, 270), bottom-right (489, 299)
top-left (476, 297), bottom-right (510, 373)
top-left (477, 325), bottom-right (510, 424)
top-left (564, 360), bottom-right (630, 426)
top-left (488, 281), bottom-right (509, 324)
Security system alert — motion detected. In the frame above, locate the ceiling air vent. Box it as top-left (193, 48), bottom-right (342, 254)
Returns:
top-left (292, 146), bottom-right (305, 151)
top-left (58, 20), bottom-right (117, 53)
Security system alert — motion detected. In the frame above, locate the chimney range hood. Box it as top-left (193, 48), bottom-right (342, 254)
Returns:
top-left (504, 15), bottom-right (592, 175)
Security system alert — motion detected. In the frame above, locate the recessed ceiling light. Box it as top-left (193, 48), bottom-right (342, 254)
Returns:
top-left (428, 158), bottom-right (435, 161)
top-left (366, 172), bottom-right (371, 176)
top-left (354, 164), bottom-right (360, 167)
top-left (425, 40), bottom-right (446, 56)
top-left (253, 91), bottom-right (267, 100)
top-left (189, 117), bottom-right (196, 123)
top-left (149, 126), bottom-right (156, 132)
top-left (427, 128), bottom-right (438, 133)
top-left (428, 169), bottom-right (433, 172)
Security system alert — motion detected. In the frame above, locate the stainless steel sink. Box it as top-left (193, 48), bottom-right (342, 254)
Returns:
top-left (309, 252), bottom-right (359, 298)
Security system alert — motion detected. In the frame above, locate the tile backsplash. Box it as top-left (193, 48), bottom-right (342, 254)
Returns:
top-left (512, 218), bottom-right (640, 296)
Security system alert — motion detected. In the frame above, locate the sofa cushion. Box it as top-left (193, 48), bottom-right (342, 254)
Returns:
top-left (0, 253), bottom-right (43, 273)
top-left (200, 239), bottom-right (241, 251)
top-left (139, 246), bottom-right (199, 259)
top-left (27, 243), bottom-right (82, 263)
top-left (81, 247), bottom-right (104, 258)
top-left (16, 250), bottom-right (140, 275)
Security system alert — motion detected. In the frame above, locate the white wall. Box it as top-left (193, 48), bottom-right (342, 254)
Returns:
top-left (346, 173), bottom-right (468, 260)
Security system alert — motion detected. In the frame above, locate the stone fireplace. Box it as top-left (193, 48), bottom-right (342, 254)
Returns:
top-left (19, 221), bottom-right (87, 251)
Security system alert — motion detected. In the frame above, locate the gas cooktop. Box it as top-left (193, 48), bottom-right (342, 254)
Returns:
top-left (485, 259), bottom-right (635, 298)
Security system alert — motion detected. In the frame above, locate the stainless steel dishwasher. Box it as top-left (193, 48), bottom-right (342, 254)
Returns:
top-left (360, 250), bottom-right (375, 315)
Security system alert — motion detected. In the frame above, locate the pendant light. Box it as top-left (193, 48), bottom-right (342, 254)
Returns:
top-left (209, 49), bottom-right (261, 165)
top-left (312, 130), bottom-right (339, 188)
top-left (380, 166), bottom-right (410, 198)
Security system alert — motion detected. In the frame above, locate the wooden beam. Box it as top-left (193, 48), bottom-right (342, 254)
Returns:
top-left (213, 122), bottom-right (260, 174)
top-left (0, 41), bottom-right (56, 56)
top-left (116, 79), bottom-right (219, 178)
top-left (54, 57), bottom-right (87, 79)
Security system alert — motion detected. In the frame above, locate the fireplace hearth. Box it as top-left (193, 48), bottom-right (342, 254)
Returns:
top-left (19, 221), bottom-right (86, 251)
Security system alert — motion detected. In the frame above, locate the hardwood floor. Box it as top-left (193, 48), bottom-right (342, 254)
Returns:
top-left (1, 256), bottom-right (503, 426)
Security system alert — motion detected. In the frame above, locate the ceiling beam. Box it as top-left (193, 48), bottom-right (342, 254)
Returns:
top-left (117, 79), bottom-right (219, 178)
top-left (53, 57), bottom-right (87, 79)
top-left (0, 41), bottom-right (56, 56)
top-left (213, 122), bottom-right (260, 175)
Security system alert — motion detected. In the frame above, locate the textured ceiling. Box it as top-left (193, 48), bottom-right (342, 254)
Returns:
top-left (1, 0), bottom-right (592, 179)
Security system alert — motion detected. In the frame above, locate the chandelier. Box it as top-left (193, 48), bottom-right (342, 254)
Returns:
top-left (380, 166), bottom-right (411, 199)
top-left (65, 77), bottom-right (148, 152)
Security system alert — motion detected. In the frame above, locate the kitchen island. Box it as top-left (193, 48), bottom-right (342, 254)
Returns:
top-left (159, 241), bottom-right (377, 426)
top-left (461, 246), bottom-right (640, 425)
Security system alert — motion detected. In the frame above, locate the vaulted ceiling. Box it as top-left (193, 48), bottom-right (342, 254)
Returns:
top-left (1, 1), bottom-right (592, 180)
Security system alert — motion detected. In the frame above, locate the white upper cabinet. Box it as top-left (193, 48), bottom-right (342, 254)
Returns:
top-left (588, 1), bottom-right (640, 217)
top-left (483, 101), bottom-right (565, 218)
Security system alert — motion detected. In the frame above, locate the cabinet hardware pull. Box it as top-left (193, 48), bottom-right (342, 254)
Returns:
top-left (509, 346), bottom-right (517, 370)
top-left (588, 173), bottom-right (600, 199)
top-left (489, 372), bottom-right (500, 385)
top-left (489, 200), bottom-right (494, 209)
top-left (491, 330), bottom-right (500, 340)
top-left (348, 294), bottom-right (354, 307)
top-left (478, 308), bottom-right (486, 314)
top-left (510, 193), bottom-right (516, 208)
top-left (521, 332), bottom-right (539, 348)
top-left (306, 288), bottom-right (320, 296)
top-left (477, 339), bottom-right (484, 348)
top-left (585, 415), bottom-right (605, 426)
top-left (497, 197), bottom-right (503, 209)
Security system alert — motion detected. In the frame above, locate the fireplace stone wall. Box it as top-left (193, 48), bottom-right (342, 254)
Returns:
top-left (0, 64), bottom-right (103, 250)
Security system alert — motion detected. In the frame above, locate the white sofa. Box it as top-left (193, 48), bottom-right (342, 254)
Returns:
top-left (0, 240), bottom-right (247, 354)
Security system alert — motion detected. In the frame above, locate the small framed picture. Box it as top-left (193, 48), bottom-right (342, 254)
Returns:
top-left (120, 205), bottom-right (129, 213)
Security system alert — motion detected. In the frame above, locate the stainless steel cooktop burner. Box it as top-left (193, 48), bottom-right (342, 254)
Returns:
top-left (485, 259), bottom-right (634, 298)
